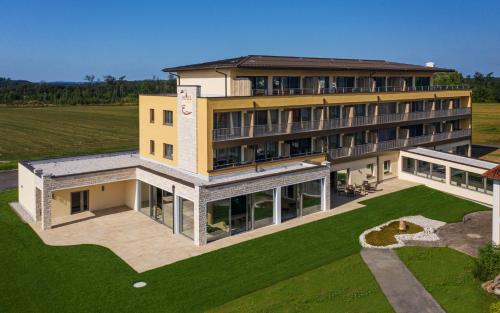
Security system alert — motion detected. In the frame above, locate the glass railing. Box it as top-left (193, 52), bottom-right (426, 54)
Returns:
top-left (242, 85), bottom-right (469, 97)
top-left (212, 108), bottom-right (471, 142)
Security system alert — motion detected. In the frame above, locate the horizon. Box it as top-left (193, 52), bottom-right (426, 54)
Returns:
top-left (1, 0), bottom-right (499, 81)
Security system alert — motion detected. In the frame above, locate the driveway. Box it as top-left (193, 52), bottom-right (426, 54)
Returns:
top-left (0, 170), bottom-right (18, 190)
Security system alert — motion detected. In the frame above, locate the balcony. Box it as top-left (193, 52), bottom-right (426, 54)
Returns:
top-left (212, 129), bottom-right (471, 170)
top-left (328, 129), bottom-right (471, 160)
top-left (246, 85), bottom-right (469, 97)
top-left (212, 108), bottom-right (471, 142)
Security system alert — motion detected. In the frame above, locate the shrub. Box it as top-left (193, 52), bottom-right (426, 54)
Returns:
top-left (473, 243), bottom-right (500, 281)
top-left (491, 302), bottom-right (500, 313)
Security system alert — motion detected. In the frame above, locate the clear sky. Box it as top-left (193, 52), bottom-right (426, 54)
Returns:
top-left (1, 0), bottom-right (499, 81)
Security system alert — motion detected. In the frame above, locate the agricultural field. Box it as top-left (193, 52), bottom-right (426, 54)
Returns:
top-left (0, 105), bottom-right (138, 170)
top-left (472, 102), bottom-right (500, 162)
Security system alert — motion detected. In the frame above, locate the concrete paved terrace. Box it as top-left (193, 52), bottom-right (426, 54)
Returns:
top-left (30, 179), bottom-right (418, 273)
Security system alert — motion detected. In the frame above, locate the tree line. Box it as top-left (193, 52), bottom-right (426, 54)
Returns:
top-left (433, 71), bottom-right (500, 103)
top-left (0, 75), bottom-right (176, 106)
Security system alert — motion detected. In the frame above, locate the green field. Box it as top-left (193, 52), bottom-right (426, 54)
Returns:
top-left (0, 106), bottom-right (138, 169)
top-left (0, 186), bottom-right (495, 312)
top-left (472, 102), bottom-right (500, 162)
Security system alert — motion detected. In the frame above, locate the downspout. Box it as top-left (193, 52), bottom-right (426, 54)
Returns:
top-left (169, 72), bottom-right (181, 86)
top-left (215, 69), bottom-right (228, 97)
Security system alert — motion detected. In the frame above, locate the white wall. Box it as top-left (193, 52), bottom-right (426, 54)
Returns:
top-left (18, 164), bottom-right (41, 220)
top-left (398, 151), bottom-right (493, 204)
top-left (179, 69), bottom-right (229, 97)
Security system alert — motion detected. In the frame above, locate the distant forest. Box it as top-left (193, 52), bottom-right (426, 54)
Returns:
top-left (0, 75), bottom-right (176, 106)
top-left (1, 71), bottom-right (499, 106)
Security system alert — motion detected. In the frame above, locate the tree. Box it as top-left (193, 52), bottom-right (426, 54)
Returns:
top-left (84, 74), bottom-right (95, 84)
top-left (432, 71), bottom-right (464, 86)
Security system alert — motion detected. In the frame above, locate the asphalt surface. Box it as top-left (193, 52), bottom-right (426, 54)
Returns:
top-left (0, 170), bottom-right (18, 191)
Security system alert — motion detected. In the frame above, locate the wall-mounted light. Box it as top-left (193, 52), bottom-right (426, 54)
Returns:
top-left (101, 186), bottom-right (105, 191)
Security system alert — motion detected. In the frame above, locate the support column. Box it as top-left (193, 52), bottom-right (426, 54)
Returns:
top-left (174, 195), bottom-right (181, 234)
top-left (41, 175), bottom-right (52, 230)
top-left (194, 186), bottom-right (205, 246)
top-left (134, 180), bottom-right (141, 211)
top-left (273, 187), bottom-right (281, 224)
top-left (493, 181), bottom-right (500, 245)
top-left (321, 170), bottom-right (331, 211)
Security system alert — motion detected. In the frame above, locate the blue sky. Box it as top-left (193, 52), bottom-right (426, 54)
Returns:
top-left (1, 0), bottom-right (499, 81)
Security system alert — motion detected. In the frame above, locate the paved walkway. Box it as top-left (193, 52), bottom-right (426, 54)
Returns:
top-left (0, 170), bottom-right (17, 191)
top-left (361, 248), bottom-right (445, 313)
top-left (437, 211), bottom-right (491, 257)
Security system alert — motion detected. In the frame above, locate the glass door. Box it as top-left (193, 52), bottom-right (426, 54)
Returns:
top-left (230, 195), bottom-right (249, 235)
top-left (70, 190), bottom-right (89, 214)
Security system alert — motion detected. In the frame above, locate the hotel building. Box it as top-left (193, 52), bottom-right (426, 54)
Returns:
top-left (19, 55), bottom-right (498, 246)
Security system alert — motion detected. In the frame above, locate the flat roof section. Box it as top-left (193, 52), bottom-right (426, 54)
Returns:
top-left (404, 147), bottom-right (498, 170)
top-left (163, 55), bottom-right (453, 73)
top-left (22, 152), bottom-right (327, 187)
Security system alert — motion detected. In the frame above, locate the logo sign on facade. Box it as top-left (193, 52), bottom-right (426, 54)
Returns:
top-left (179, 89), bottom-right (195, 117)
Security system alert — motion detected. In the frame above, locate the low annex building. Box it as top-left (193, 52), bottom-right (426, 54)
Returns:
top-left (17, 54), bottom-right (496, 246)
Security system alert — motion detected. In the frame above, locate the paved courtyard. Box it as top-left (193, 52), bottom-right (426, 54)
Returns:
top-left (30, 178), bottom-right (419, 272)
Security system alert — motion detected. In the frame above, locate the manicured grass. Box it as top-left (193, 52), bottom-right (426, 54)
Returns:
top-left (365, 221), bottom-right (423, 246)
top-left (396, 247), bottom-right (497, 313)
top-left (472, 103), bottom-right (500, 145)
top-left (209, 254), bottom-right (394, 313)
top-left (0, 106), bottom-right (138, 169)
top-left (0, 186), bottom-right (489, 312)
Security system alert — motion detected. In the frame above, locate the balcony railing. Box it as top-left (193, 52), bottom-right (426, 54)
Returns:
top-left (246, 85), bottom-right (469, 97)
top-left (212, 107), bottom-right (471, 142)
top-left (328, 129), bottom-right (471, 160)
top-left (212, 129), bottom-right (471, 170)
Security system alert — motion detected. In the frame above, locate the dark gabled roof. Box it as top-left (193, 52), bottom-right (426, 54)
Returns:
top-left (483, 165), bottom-right (500, 180)
top-left (162, 55), bottom-right (453, 73)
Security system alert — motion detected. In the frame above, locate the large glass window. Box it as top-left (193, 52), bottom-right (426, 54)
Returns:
top-left (402, 157), bottom-right (415, 173)
top-left (329, 106), bottom-right (341, 119)
top-left (139, 183), bottom-right (174, 231)
top-left (450, 168), bottom-right (466, 187)
top-left (214, 146), bottom-right (242, 169)
top-left (378, 128), bottom-right (396, 142)
top-left (300, 180), bottom-right (322, 216)
top-left (486, 179), bottom-right (494, 195)
top-left (378, 103), bottom-right (397, 115)
top-left (336, 77), bottom-right (355, 88)
top-left (273, 76), bottom-right (300, 92)
top-left (180, 198), bottom-right (194, 239)
top-left (416, 160), bottom-right (431, 178)
top-left (214, 111), bottom-right (242, 129)
top-left (415, 77), bottom-right (431, 87)
top-left (250, 190), bottom-right (274, 229)
top-left (236, 76), bottom-right (268, 91)
top-left (431, 164), bottom-right (446, 182)
top-left (255, 142), bottom-right (279, 161)
top-left (206, 189), bottom-right (275, 242)
top-left (468, 172), bottom-right (484, 192)
top-left (281, 179), bottom-right (322, 222)
top-left (207, 199), bottom-right (230, 243)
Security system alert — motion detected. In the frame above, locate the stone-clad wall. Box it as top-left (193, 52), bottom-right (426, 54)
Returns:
top-left (196, 165), bottom-right (331, 245)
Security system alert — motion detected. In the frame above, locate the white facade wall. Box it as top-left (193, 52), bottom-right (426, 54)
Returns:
top-left (178, 70), bottom-right (229, 97)
top-left (18, 164), bottom-right (41, 221)
top-left (398, 150), bottom-right (493, 204)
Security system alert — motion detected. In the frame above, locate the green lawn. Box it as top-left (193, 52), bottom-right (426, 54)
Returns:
top-left (397, 247), bottom-right (497, 313)
top-left (0, 186), bottom-right (491, 312)
top-left (0, 106), bottom-right (138, 169)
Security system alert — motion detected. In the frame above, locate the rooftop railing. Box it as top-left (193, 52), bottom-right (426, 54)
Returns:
top-left (246, 85), bottom-right (469, 97)
top-left (212, 107), bottom-right (471, 142)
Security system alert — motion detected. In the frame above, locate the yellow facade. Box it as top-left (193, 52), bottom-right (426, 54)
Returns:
top-left (51, 180), bottom-right (135, 218)
top-left (139, 95), bottom-right (178, 166)
top-left (139, 73), bottom-right (471, 177)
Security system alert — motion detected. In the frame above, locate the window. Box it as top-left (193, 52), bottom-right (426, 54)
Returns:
top-left (383, 160), bottom-right (391, 174)
top-left (149, 140), bottom-right (155, 155)
top-left (163, 110), bottom-right (173, 125)
top-left (163, 144), bottom-right (173, 160)
top-left (149, 109), bottom-right (155, 123)
top-left (402, 157), bottom-right (415, 173)
top-left (366, 164), bottom-right (374, 177)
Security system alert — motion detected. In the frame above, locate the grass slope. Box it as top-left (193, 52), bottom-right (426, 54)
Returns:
top-left (0, 106), bottom-right (138, 168)
top-left (209, 254), bottom-right (394, 313)
top-left (396, 247), bottom-right (497, 313)
top-left (0, 186), bottom-right (489, 312)
top-left (472, 103), bottom-right (500, 145)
